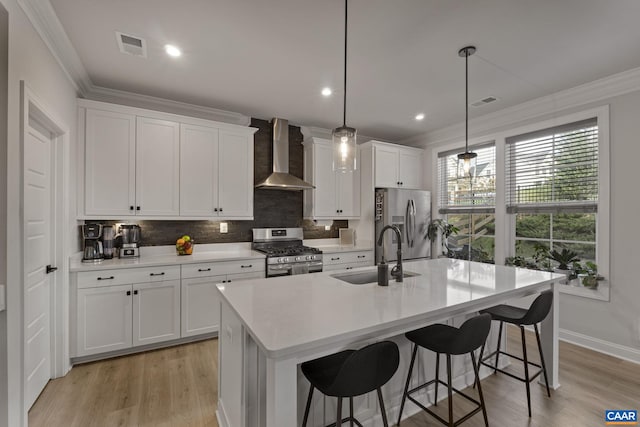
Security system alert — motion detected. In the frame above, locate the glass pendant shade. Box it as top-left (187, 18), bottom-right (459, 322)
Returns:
top-left (457, 151), bottom-right (477, 177)
top-left (332, 125), bottom-right (357, 172)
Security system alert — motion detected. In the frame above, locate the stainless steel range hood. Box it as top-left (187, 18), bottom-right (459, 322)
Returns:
top-left (255, 118), bottom-right (315, 191)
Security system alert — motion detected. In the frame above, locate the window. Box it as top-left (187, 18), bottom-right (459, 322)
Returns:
top-left (437, 143), bottom-right (496, 263)
top-left (506, 118), bottom-right (599, 266)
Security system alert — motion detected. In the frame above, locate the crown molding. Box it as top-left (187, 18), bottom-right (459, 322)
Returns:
top-left (409, 66), bottom-right (640, 147)
top-left (18, 0), bottom-right (92, 94)
top-left (87, 86), bottom-right (251, 126)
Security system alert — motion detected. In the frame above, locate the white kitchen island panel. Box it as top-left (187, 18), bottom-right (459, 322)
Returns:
top-left (216, 259), bottom-right (563, 427)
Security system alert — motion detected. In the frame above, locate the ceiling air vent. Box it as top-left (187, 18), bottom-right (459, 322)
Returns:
top-left (116, 32), bottom-right (147, 58)
top-left (471, 96), bottom-right (498, 107)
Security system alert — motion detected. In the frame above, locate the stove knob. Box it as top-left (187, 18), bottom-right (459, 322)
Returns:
top-left (306, 255), bottom-right (312, 261)
top-left (278, 258), bottom-right (284, 263)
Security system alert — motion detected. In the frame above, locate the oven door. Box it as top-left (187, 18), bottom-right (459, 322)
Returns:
top-left (267, 261), bottom-right (323, 277)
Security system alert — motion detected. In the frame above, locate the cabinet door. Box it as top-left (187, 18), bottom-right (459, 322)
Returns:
top-left (312, 143), bottom-right (338, 217)
top-left (181, 275), bottom-right (225, 337)
top-left (399, 149), bottom-right (423, 189)
top-left (374, 145), bottom-right (400, 188)
top-left (84, 109), bottom-right (136, 216)
top-left (218, 130), bottom-right (253, 218)
top-left (76, 284), bottom-right (132, 357)
top-left (180, 124), bottom-right (219, 216)
top-left (136, 117), bottom-right (180, 216)
top-left (336, 161), bottom-right (360, 217)
top-left (133, 280), bottom-right (181, 346)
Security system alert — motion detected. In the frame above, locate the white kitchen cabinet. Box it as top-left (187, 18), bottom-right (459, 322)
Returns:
top-left (133, 280), bottom-right (181, 346)
top-left (76, 284), bottom-right (133, 357)
top-left (75, 265), bottom-right (182, 357)
top-left (180, 260), bottom-right (264, 337)
top-left (371, 141), bottom-right (424, 189)
top-left (135, 117), bottom-right (180, 216)
top-left (322, 250), bottom-right (374, 272)
top-left (78, 99), bottom-right (256, 219)
top-left (180, 125), bottom-right (254, 219)
top-left (84, 109), bottom-right (136, 216)
top-left (303, 138), bottom-right (361, 219)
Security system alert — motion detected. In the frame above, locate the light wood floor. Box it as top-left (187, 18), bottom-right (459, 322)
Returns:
top-left (29, 327), bottom-right (640, 427)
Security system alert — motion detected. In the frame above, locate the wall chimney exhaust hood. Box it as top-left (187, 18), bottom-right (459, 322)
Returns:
top-left (255, 118), bottom-right (315, 191)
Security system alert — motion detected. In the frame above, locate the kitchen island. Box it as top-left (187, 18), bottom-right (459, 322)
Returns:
top-left (216, 259), bottom-right (562, 427)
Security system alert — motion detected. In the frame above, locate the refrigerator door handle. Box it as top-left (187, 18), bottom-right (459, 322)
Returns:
top-left (406, 199), bottom-right (416, 248)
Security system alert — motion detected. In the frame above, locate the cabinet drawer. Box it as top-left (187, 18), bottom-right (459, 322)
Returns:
top-left (77, 265), bottom-right (180, 289)
top-left (324, 251), bottom-right (374, 266)
top-left (181, 259), bottom-right (264, 279)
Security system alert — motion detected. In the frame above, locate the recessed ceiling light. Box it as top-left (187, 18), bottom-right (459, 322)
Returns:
top-left (415, 113), bottom-right (425, 121)
top-left (165, 44), bottom-right (182, 57)
top-left (321, 87), bottom-right (332, 97)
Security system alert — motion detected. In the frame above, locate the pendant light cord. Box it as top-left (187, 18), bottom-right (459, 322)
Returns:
top-left (465, 49), bottom-right (469, 152)
top-left (343, 0), bottom-right (348, 127)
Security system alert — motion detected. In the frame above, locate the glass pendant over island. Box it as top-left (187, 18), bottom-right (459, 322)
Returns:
top-left (457, 45), bottom-right (477, 178)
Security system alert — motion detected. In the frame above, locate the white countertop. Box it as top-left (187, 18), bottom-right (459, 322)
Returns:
top-left (70, 243), bottom-right (265, 272)
top-left (217, 258), bottom-right (563, 358)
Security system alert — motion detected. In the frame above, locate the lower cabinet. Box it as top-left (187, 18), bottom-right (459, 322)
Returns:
top-left (133, 280), bottom-right (181, 346)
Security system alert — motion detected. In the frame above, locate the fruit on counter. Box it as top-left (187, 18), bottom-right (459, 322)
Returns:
top-left (176, 235), bottom-right (194, 255)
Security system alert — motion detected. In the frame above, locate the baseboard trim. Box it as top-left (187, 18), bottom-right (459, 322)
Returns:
top-left (560, 328), bottom-right (640, 365)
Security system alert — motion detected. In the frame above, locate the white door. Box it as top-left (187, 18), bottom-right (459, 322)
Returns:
top-left (133, 280), bottom-right (181, 346)
top-left (180, 123), bottom-right (219, 216)
top-left (181, 275), bottom-right (225, 337)
top-left (76, 284), bottom-right (133, 357)
top-left (24, 122), bottom-right (53, 408)
top-left (135, 117), bottom-right (180, 216)
top-left (399, 149), bottom-right (423, 189)
top-left (218, 130), bottom-right (253, 218)
top-left (312, 143), bottom-right (338, 217)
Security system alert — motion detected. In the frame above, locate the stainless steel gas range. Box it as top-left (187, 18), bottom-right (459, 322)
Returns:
top-left (252, 228), bottom-right (323, 277)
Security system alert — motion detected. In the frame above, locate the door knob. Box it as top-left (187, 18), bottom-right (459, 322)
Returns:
top-left (46, 265), bottom-right (58, 274)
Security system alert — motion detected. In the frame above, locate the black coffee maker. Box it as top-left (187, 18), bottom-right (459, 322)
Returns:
top-left (81, 223), bottom-right (104, 263)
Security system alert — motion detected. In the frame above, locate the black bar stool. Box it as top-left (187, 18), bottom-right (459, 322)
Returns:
top-left (477, 290), bottom-right (553, 417)
top-left (301, 340), bottom-right (399, 427)
top-left (397, 313), bottom-right (491, 427)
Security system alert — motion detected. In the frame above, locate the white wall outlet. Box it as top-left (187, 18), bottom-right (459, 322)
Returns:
top-left (324, 225), bottom-right (331, 231)
top-left (220, 222), bottom-right (228, 233)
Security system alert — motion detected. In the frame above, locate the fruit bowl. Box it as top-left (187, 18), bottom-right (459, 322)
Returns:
top-left (176, 235), bottom-right (194, 255)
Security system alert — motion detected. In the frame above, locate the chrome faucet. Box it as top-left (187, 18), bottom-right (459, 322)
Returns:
top-left (377, 225), bottom-right (403, 282)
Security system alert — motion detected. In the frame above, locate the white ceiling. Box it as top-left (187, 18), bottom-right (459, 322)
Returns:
top-left (49, 0), bottom-right (640, 141)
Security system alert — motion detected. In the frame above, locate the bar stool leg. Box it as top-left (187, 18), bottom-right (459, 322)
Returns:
top-left (302, 385), bottom-right (314, 427)
top-left (434, 352), bottom-right (440, 405)
top-left (349, 397), bottom-right (354, 427)
top-left (336, 398), bottom-right (343, 427)
top-left (534, 324), bottom-right (551, 397)
top-left (471, 352), bottom-right (489, 427)
top-left (494, 321), bottom-right (504, 373)
top-left (474, 342), bottom-right (485, 389)
top-left (396, 344), bottom-right (418, 426)
top-left (520, 326), bottom-right (532, 417)
top-left (446, 354), bottom-right (454, 427)
top-left (377, 388), bottom-right (389, 427)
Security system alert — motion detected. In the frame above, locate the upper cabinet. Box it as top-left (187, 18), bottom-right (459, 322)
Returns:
top-left (369, 141), bottom-right (424, 189)
top-left (78, 100), bottom-right (257, 220)
top-left (302, 138), bottom-right (360, 220)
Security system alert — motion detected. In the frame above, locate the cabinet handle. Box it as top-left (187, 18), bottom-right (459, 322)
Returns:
top-left (97, 276), bottom-right (114, 281)
top-left (130, 206), bottom-right (134, 211)
top-left (149, 272), bottom-right (165, 277)
top-left (357, 255), bottom-right (366, 258)
top-left (219, 208), bottom-right (223, 212)
top-left (214, 208), bottom-right (218, 212)
top-left (126, 290), bottom-right (131, 296)
top-left (227, 279), bottom-right (231, 283)
top-left (331, 257), bottom-right (340, 261)
top-left (401, 181), bottom-right (404, 186)
top-left (240, 265), bottom-right (252, 268)
top-left (136, 206), bottom-right (141, 211)
top-left (133, 290), bottom-right (138, 295)
top-left (198, 268), bottom-right (212, 272)
top-left (346, 267), bottom-right (353, 270)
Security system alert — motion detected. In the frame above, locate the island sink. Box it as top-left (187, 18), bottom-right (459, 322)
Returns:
top-left (331, 268), bottom-right (420, 285)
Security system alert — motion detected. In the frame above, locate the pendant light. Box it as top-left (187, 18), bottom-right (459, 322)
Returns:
top-left (332, 0), bottom-right (357, 172)
top-left (457, 46), bottom-right (477, 177)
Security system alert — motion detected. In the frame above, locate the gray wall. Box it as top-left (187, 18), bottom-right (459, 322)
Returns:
top-left (0, 3), bottom-right (8, 425)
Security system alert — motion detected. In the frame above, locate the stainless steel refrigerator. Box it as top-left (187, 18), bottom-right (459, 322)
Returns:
top-left (375, 188), bottom-right (431, 263)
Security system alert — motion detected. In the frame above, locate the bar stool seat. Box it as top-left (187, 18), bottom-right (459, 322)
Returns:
top-left (477, 290), bottom-right (553, 417)
top-left (301, 341), bottom-right (399, 427)
top-left (397, 313), bottom-right (491, 427)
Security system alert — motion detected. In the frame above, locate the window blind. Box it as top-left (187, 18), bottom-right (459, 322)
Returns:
top-left (437, 142), bottom-right (496, 214)
top-left (506, 118), bottom-right (598, 214)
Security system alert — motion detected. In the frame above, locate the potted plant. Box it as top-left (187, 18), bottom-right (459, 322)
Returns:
top-left (547, 248), bottom-right (580, 284)
top-left (425, 219), bottom-right (459, 258)
top-left (575, 261), bottom-right (603, 289)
